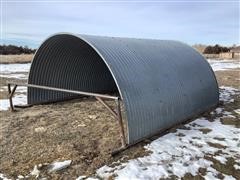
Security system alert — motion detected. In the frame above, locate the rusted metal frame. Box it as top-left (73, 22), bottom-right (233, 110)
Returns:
top-left (116, 98), bottom-right (127, 147)
top-left (95, 97), bottom-right (118, 119)
top-left (8, 84), bottom-right (18, 112)
top-left (7, 82), bottom-right (118, 110)
top-left (8, 83), bottom-right (118, 100)
top-left (7, 83), bottom-right (11, 94)
top-left (110, 98), bottom-right (128, 156)
top-left (7, 82), bottom-right (128, 153)
top-left (95, 96), bottom-right (127, 150)
top-left (18, 95), bottom-right (82, 107)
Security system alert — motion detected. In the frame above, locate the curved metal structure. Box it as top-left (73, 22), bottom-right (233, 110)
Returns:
top-left (28, 33), bottom-right (219, 144)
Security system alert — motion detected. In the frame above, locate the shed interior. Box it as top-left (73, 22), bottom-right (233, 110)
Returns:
top-left (28, 34), bottom-right (119, 104)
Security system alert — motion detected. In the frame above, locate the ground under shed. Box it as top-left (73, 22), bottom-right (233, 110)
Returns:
top-left (0, 98), bottom-right (149, 179)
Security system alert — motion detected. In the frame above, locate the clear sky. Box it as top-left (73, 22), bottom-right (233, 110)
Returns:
top-left (1, 1), bottom-right (239, 48)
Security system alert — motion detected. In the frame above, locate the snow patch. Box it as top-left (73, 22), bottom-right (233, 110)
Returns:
top-left (17, 175), bottom-right (24, 179)
top-left (219, 86), bottom-right (240, 104)
top-left (48, 160), bottom-right (72, 172)
top-left (234, 164), bottom-right (240, 170)
top-left (94, 87), bottom-right (240, 180)
top-left (76, 175), bottom-right (87, 180)
top-left (0, 173), bottom-right (11, 180)
top-left (213, 156), bottom-right (227, 164)
top-left (234, 109), bottom-right (240, 115)
top-left (0, 86), bottom-right (26, 93)
top-left (30, 165), bottom-right (40, 178)
top-left (0, 63), bottom-right (30, 73)
top-left (0, 73), bottom-right (28, 79)
top-left (0, 63), bottom-right (30, 79)
top-left (0, 94), bottom-right (27, 111)
top-left (207, 59), bottom-right (240, 71)
top-left (215, 107), bottom-right (223, 114)
top-left (0, 63), bottom-right (30, 111)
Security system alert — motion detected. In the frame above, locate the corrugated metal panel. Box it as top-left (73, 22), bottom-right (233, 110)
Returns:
top-left (28, 33), bottom-right (219, 144)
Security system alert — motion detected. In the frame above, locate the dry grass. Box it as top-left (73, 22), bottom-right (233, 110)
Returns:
top-left (0, 54), bottom-right (34, 64)
top-left (0, 99), bottom-right (148, 179)
top-left (215, 69), bottom-right (240, 89)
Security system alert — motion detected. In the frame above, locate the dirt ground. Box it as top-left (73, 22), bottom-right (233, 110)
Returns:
top-left (0, 54), bottom-right (33, 64)
top-left (215, 69), bottom-right (240, 89)
top-left (0, 98), bottom-right (148, 179)
top-left (0, 68), bottom-right (239, 179)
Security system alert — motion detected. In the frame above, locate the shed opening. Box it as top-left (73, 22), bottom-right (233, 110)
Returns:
top-left (8, 34), bottom-right (129, 153)
top-left (28, 34), bottom-right (119, 104)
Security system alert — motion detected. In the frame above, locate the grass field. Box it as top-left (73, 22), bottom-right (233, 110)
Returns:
top-left (0, 54), bottom-right (33, 64)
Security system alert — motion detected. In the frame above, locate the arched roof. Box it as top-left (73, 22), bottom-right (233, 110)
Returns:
top-left (28, 33), bottom-right (219, 144)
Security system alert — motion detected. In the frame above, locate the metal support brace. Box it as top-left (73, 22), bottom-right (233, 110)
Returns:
top-left (8, 84), bottom-right (17, 112)
top-left (95, 96), bottom-right (127, 148)
top-left (7, 82), bottom-right (128, 154)
top-left (116, 98), bottom-right (127, 147)
top-left (95, 97), bottom-right (118, 119)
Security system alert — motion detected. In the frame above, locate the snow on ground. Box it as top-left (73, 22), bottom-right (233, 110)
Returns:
top-left (0, 63), bottom-right (30, 79)
top-left (97, 119), bottom-right (238, 179)
top-left (0, 86), bottom-right (27, 111)
top-left (0, 73), bottom-right (28, 79)
top-left (94, 87), bottom-right (240, 180)
top-left (48, 160), bottom-right (72, 172)
top-left (0, 86), bottom-right (27, 93)
top-left (0, 63), bottom-right (30, 111)
top-left (0, 94), bottom-right (27, 111)
top-left (0, 63), bottom-right (30, 74)
top-left (0, 174), bottom-right (11, 180)
top-left (219, 86), bottom-right (240, 103)
top-left (234, 109), bottom-right (240, 115)
top-left (30, 165), bottom-right (40, 178)
top-left (207, 59), bottom-right (240, 71)
top-left (0, 85), bottom-right (28, 110)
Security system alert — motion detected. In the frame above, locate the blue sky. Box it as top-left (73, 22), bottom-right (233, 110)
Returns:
top-left (1, 1), bottom-right (239, 48)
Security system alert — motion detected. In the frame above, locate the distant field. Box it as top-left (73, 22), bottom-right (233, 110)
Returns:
top-left (0, 54), bottom-right (34, 64)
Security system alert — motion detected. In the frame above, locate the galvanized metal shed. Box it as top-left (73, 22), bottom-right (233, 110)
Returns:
top-left (26, 33), bottom-right (219, 146)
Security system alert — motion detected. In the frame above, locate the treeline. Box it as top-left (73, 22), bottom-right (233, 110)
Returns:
top-left (203, 44), bottom-right (230, 54)
top-left (0, 45), bottom-right (36, 55)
